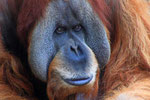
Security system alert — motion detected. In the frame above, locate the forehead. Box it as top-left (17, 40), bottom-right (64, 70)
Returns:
top-left (32, 0), bottom-right (98, 36)
top-left (44, 0), bottom-right (94, 21)
top-left (50, 0), bottom-right (92, 11)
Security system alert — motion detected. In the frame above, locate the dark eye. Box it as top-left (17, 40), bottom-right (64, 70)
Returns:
top-left (55, 27), bottom-right (66, 34)
top-left (73, 25), bottom-right (82, 32)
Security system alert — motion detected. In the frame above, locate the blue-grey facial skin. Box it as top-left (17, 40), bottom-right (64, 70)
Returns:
top-left (28, 0), bottom-right (110, 82)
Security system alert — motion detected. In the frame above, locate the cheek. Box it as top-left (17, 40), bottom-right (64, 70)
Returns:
top-left (86, 27), bottom-right (111, 68)
top-left (97, 36), bottom-right (111, 67)
top-left (27, 12), bottom-right (57, 82)
top-left (28, 31), bottom-right (56, 82)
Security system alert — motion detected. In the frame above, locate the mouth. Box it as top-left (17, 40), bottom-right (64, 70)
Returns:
top-left (64, 76), bottom-right (93, 86)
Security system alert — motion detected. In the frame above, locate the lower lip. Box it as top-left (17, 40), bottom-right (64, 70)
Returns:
top-left (64, 76), bottom-right (93, 86)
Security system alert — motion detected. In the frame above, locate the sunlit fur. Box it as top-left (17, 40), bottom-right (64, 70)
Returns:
top-left (90, 0), bottom-right (150, 99)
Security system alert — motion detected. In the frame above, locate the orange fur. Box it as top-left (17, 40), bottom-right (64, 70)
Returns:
top-left (97, 0), bottom-right (150, 99)
top-left (0, 32), bottom-right (37, 100)
top-left (105, 78), bottom-right (150, 100)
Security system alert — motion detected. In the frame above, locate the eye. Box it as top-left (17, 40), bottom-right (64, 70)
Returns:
top-left (73, 25), bottom-right (82, 32)
top-left (55, 27), bottom-right (66, 34)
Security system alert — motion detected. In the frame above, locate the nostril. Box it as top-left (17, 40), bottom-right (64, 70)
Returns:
top-left (70, 45), bottom-right (80, 56)
top-left (70, 46), bottom-right (76, 52)
top-left (77, 46), bottom-right (83, 55)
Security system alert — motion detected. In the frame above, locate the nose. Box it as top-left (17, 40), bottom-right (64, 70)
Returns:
top-left (68, 41), bottom-right (85, 62)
